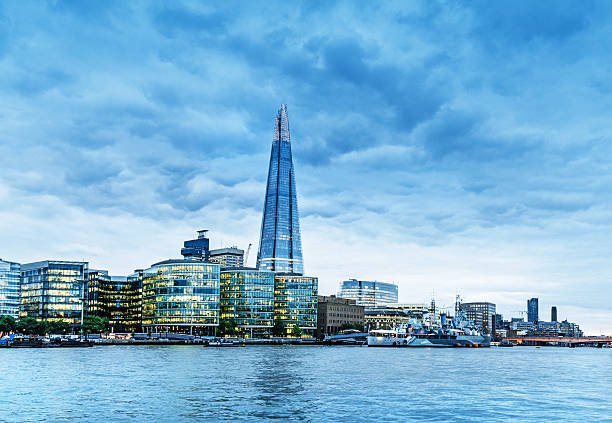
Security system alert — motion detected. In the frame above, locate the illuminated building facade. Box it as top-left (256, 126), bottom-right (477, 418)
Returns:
top-left (210, 247), bottom-right (244, 268)
top-left (142, 260), bottom-right (220, 334)
top-left (257, 105), bottom-right (304, 274)
top-left (339, 279), bottom-right (398, 308)
top-left (0, 259), bottom-right (20, 318)
top-left (273, 274), bottom-right (317, 337)
top-left (86, 270), bottom-right (142, 332)
top-left (19, 260), bottom-right (88, 326)
top-left (220, 267), bottom-right (274, 337)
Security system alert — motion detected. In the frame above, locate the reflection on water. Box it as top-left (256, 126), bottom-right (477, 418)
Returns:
top-left (0, 345), bottom-right (611, 422)
top-left (250, 347), bottom-right (307, 420)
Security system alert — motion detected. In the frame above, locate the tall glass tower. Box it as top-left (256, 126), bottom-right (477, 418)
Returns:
top-left (257, 105), bottom-right (304, 275)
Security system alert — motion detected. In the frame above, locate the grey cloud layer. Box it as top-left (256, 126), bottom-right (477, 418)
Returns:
top-left (1, 1), bottom-right (611, 332)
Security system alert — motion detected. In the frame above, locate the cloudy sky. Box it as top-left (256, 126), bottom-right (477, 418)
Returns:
top-left (1, 1), bottom-right (611, 334)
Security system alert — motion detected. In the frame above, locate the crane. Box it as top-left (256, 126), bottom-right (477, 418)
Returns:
top-left (243, 243), bottom-right (252, 267)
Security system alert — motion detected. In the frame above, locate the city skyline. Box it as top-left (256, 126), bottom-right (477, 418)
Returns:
top-left (1, 2), bottom-right (611, 334)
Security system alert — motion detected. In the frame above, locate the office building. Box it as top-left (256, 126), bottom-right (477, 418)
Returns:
top-left (19, 260), bottom-right (88, 326)
top-left (141, 259), bottom-right (220, 334)
top-left (316, 295), bottom-right (365, 339)
top-left (210, 247), bottom-right (244, 268)
top-left (527, 298), bottom-right (539, 323)
top-left (273, 274), bottom-right (317, 337)
top-left (220, 267), bottom-right (274, 338)
top-left (181, 230), bottom-right (211, 261)
top-left (460, 302), bottom-right (497, 334)
top-left (551, 306), bottom-right (557, 322)
top-left (257, 105), bottom-right (304, 274)
top-left (0, 259), bottom-right (20, 318)
top-left (87, 270), bottom-right (142, 332)
top-left (339, 279), bottom-right (398, 308)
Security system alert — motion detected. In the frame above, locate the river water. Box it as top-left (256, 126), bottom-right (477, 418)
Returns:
top-left (0, 345), bottom-right (610, 422)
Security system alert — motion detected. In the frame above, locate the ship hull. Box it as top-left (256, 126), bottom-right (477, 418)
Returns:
top-left (368, 335), bottom-right (491, 348)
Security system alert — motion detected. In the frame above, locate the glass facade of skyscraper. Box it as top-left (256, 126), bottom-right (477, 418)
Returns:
top-left (273, 274), bottom-right (317, 337)
top-left (19, 261), bottom-right (88, 325)
top-left (220, 268), bottom-right (275, 337)
top-left (142, 260), bottom-right (220, 334)
top-left (0, 259), bottom-right (20, 318)
top-left (257, 105), bottom-right (304, 274)
top-left (527, 297), bottom-right (539, 323)
top-left (339, 279), bottom-right (398, 309)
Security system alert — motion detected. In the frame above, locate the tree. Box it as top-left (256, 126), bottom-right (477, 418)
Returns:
top-left (47, 320), bottom-right (70, 335)
top-left (15, 317), bottom-right (39, 335)
top-left (339, 322), bottom-right (364, 332)
top-left (0, 315), bottom-right (16, 333)
top-left (271, 319), bottom-right (285, 337)
top-left (292, 324), bottom-right (302, 338)
top-left (218, 319), bottom-right (238, 337)
top-left (81, 315), bottom-right (109, 334)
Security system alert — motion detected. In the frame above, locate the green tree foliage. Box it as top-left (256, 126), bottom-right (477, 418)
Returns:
top-left (292, 324), bottom-right (302, 338)
top-left (339, 322), bottom-right (364, 332)
top-left (271, 319), bottom-right (285, 337)
top-left (218, 319), bottom-right (237, 337)
top-left (81, 315), bottom-right (109, 334)
top-left (0, 315), bottom-right (17, 333)
top-left (47, 320), bottom-right (70, 335)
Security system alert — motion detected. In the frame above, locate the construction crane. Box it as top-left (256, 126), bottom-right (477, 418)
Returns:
top-left (243, 243), bottom-right (252, 267)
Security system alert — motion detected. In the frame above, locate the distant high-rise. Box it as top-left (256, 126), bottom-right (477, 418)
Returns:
top-left (527, 298), bottom-right (539, 323)
top-left (257, 105), bottom-right (304, 274)
top-left (210, 247), bottom-right (244, 268)
top-left (551, 306), bottom-right (557, 322)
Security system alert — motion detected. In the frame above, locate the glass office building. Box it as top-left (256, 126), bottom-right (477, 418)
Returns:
top-left (142, 260), bottom-right (220, 334)
top-left (220, 268), bottom-right (275, 338)
top-left (0, 259), bottom-right (20, 318)
top-left (339, 279), bottom-right (398, 309)
top-left (87, 270), bottom-right (142, 332)
top-left (19, 261), bottom-right (88, 325)
top-left (257, 105), bottom-right (304, 274)
top-left (274, 274), bottom-right (317, 337)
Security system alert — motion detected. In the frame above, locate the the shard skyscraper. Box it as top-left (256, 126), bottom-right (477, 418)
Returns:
top-left (256, 104), bottom-right (304, 275)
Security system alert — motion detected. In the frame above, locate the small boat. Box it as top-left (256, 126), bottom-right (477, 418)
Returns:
top-left (206, 338), bottom-right (238, 347)
top-left (602, 343), bottom-right (612, 349)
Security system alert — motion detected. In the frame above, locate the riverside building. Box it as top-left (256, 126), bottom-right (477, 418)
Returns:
top-left (220, 267), bottom-right (274, 337)
top-left (141, 259), bottom-right (220, 335)
top-left (339, 279), bottom-right (398, 308)
top-left (19, 260), bottom-right (88, 326)
top-left (86, 270), bottom-right (142, 332)
top-left (273, 274), bottom-right (318, 337)
top-left (0, 259), bottom-right (20, 318)
top-left (316, 295), bottom-right (364, 339)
